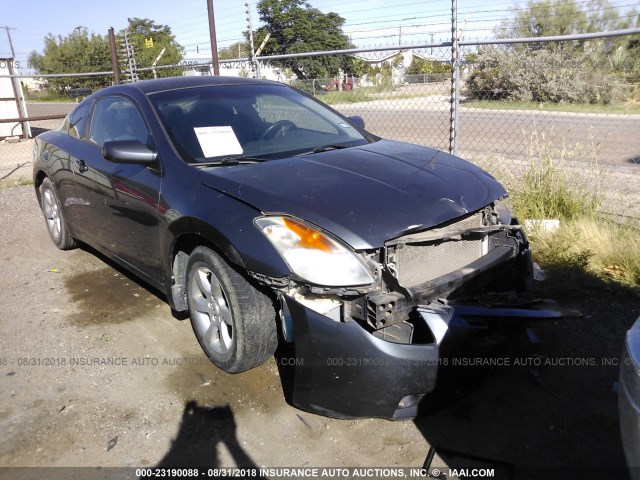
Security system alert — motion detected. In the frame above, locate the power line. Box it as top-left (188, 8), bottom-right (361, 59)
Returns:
top-left (174, 0), bottom-right (638, 56)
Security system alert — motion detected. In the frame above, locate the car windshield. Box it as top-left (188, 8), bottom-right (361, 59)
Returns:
top-left (150, 83), bottom-right (371, 164)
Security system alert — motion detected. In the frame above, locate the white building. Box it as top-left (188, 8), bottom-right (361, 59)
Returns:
top-left (181, 52), bottom-right (284, 82)
top-left (352, 49), bottom-right (447, 86)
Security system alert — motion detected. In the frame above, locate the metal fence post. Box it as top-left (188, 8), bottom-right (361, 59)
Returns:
top-left (245, 2), bottom-right (260, 78)
top-left (449, 0), bottom-right (459, 156)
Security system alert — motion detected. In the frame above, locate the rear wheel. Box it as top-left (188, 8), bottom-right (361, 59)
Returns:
top-left (186, 246), bottom-right (277, 373)
top-left (39, 177), bottom-right (76, 250)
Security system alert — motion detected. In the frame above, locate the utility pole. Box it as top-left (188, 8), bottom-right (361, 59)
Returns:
top-left (207, 0), bottom-right (220, 75)
top-left (108, 27), bottom-right (121, 85)
top-left (2, 26), bottom-right (29, 139)
top-left (3, 26), bottom-right (16, 59)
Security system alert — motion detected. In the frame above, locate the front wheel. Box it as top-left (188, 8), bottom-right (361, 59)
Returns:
top-left (39, 177), bottom-right (76, 250)
top-left (186, 246), bottom-right (277, 373)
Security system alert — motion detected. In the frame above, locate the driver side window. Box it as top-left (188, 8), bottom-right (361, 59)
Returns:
top-left (89, 97), bottom-right (149, 147)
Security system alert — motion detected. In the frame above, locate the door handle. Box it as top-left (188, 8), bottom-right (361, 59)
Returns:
top-left (76, 159), bottom-right (88, 173)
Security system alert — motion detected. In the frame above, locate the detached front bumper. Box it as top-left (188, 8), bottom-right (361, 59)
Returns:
top-left (280, 220), bottom-right (578, 420)
top-left (287, 296), bottom-right (439, 419)
top-left (285, 294), bottom-right (577, 420)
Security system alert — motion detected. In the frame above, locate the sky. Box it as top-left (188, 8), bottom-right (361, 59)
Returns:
top-left (0, 0), bottom-right (636, 72)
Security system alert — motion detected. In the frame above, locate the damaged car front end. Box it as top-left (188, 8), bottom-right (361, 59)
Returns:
top-left (252, 201), bottom-right (564, 419)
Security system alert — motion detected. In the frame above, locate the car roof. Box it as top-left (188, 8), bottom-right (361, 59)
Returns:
top-left (100, 75), bottom-right (283, 96)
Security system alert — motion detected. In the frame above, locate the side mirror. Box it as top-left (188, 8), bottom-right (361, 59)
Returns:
top-left (103, 140), bottom-right (157, 164)
top-left (348, 115), bottom-right (365, 129)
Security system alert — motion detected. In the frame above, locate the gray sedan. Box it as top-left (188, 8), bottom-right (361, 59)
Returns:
top-left (621, 316), bottom-right (640, 480)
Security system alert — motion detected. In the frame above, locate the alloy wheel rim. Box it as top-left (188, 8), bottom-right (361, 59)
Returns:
top-left (43, 188), bottom-right (61, 241)
top-left (190, 266), bottom-right (233, 355)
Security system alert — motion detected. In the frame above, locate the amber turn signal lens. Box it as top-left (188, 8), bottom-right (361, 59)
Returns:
top-left (282, 217), bottom-right (335, 252)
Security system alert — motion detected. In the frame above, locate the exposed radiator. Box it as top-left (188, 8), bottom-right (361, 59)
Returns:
top-left (390, 212), bottom-right (485, 288)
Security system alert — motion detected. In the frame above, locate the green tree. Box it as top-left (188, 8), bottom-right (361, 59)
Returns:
top-left (219, 41), bottom-right (249, 60)
top-left (465, 46), bottom-right (619, 104)
top-left (28, 28), bottom-right (111, 91)
top-left (500, 0), bottom-right (636, 50)
top-left (364, 54), bottom-right (404, 91)
top-left (585, 0), bottom-right (634, 32)
top-left (119, 18), bottom-right (184, 79)
top-left (28, 19), bottom-right (184, 91)
top-left (623, 11), bottom-right (640, 82)
top-left (406, 57), bottom-right (451, 76)
top-left (346, 58), bottom-right (371, 78)
top-left (502, 0), bottom-right (588, 39)
top-left (252, 0), bottom-right (354, 79)
top-left (488, 0), bottom-right (639, 90)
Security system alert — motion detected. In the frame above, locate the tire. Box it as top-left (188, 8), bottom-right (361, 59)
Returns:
top-left (39, 177), bottom-right (76, 250)
top-left (186, 246), bottom-right (277, 373)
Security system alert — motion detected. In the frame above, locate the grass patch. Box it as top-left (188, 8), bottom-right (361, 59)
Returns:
top-left (318, 85), bottom-right (435, 105)
top-left (320, 90), bottom-right (375, 104)
top-left (502, 128), bottom-right (639, 289)
top-left (0, 177), bottom-right (33, 189)
top-left (463, 99), bottom-right (640, 115)
top-left (532, 218), bottom-right (640, 288)
top-left (321, 91), bottom-right (439, 105)
top-left (25, 92), bottom-right (77, 103)
top-left (509, 129), bottom-right (603, 221)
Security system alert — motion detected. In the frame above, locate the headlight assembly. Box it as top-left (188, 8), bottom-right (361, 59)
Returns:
top-left (255, 216), bottom-right (374, 287)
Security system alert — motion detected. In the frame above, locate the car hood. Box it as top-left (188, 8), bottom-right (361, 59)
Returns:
top-left (201, 139), bottom-right (506, 250)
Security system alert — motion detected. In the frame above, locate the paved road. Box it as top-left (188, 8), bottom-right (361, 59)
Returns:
top-left (25, 100), bottom-right (640, 165)
top-left (336, 101), bottom-right (640, 166)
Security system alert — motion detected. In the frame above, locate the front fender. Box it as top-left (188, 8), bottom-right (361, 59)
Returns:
top-left (160, 192), bottom-right (292, 310)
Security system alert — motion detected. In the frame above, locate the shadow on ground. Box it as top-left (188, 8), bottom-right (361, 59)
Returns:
top-left (414, 265), bottom-right (638, 479)
top-left (144, 401), bottom-right (266, 475)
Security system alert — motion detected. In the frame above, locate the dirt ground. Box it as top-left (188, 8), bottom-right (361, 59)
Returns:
top-left (0, 184), bottom-right (638, 479)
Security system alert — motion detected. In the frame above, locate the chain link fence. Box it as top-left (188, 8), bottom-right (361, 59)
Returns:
top-left (268, 37), bottom-right (640, 221)
top-left (0, 70), bottom-right (111, 181)
top-left (1, 34), bottom-right (638, 220)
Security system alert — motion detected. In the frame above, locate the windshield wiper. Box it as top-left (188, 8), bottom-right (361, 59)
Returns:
top-left (194, 156), bottom-right (266, 167)
top-left (302, 143), bottom-right (355, 155)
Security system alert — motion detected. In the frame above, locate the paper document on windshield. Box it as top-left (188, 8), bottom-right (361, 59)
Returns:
top-left (194, 126), bottom-right (243, 158)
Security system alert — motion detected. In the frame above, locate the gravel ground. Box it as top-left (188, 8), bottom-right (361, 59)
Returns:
top-left (0, 184), bottom-right (638, 480)
top-left (0, 186), bottom-right (433, 472)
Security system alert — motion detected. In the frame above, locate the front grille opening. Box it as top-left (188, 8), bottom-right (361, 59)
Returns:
top-left (389, 211), bottom-right (487, 289)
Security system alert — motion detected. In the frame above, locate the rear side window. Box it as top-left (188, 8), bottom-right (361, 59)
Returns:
top-left (89, 97), bottom-right (149, 147)
top-left (66, 101), bottom-right (91, 139)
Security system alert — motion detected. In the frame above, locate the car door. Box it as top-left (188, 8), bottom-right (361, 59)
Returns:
top-left (46, 101), bottom-right (93, 228)
top-left (74, 95), bottom-right (164, 282)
